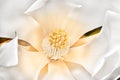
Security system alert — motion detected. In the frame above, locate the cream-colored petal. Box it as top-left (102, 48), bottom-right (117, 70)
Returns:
top-left (0, 37), bottom-right (18, 67)
top-left (18, 46), bottom-right (49, 80)
top-left (0, 0), bottom-right (36, 37)
top-left (72, 34), bottom-right (98, 47)
top-left (1, 14), bottom-right (44, 51)
top-left (40, 60), bottom-right (75, 80)
top-left (38, 64), bottom-right (48, 80)
top-left (66, 62), bottom-right (94, 80)
top-left (64, 27), bottom-right (109, 75)
top-left (16, 17), bottom-right (45, 51)
top-left (26, 0), bottom-right (104, 46)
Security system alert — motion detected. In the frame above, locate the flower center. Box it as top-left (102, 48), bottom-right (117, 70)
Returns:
top-left (49, 29), bottom-right (68, 50)
top-left (42, 29), bottom-right (70, 60)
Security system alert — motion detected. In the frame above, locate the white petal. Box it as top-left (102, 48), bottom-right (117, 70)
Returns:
top-left (99, 47), bottom-right (120, 80)
top-left (25, 0), bottom-right (48, 13)
top-left (106, 11), bottom-right (120, 49)
top-left (18, 46), bottom-right (49, 80)
top-left (0, 66), bottom-right (25, 80)
top-left (25, 0), bottom-right (82, 13)
top-left (16, 16), bottom-right (44, 51)
top-left (93, 47), bottom-right (120, 80)
top-left (0, 0), bottom-right (36, 37)
top-left (69, 0), bottom-right (110, 29)
top-left (41, 60), bottom-right (75, 80)
top-left (66, 62), bottom-right (94, 80)
top-left (110, 0), bottom-right (120, 13)
top-left (0, 37), bottom-right (18, 67)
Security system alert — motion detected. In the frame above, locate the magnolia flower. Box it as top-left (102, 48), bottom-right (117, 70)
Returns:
top-left (0, 0), bottom-right (120, 80)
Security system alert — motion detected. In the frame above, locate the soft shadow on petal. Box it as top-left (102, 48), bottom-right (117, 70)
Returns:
top-left (37, 64), bottom-right (48, 80)
top-left (65, 62), bottom-right (94, 80)
top-left (40, 60), bottom-right (75, 80)
top-left (15, 16), bottom-right (45, 51)
top-left (18, 46), bottom-right (49, 80)
top-left (93, 47), bottom-right (120, 80)
top-left (25, 0), bottom-right (82, 13)
top-left (0, 37), bottom-right (18, 67)
top-left (0, 15), bottom-right (44, 52)
top-left (110, 0), bottom-right (120, 13)
top-left (0, 66), bottom-right (25, 80)
top-left (73, 0), bottom-right (110, 28)
top-left (0, 0), bottom-right (36, 37)
top-left (107, 11), bottom-right (120, 49)
top-left (72, 34), bottom-right (99, 47)
top-left (64, 27), bottom-right (109, 75)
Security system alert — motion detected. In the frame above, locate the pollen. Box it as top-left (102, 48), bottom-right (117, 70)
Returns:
top-left (49, 29), bottom-right (68, 50)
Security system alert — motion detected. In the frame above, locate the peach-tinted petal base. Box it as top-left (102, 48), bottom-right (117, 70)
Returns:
top-left (18, 46), bottom-right (49, 80)
top-left (39, 60), bottom-right (75, 80)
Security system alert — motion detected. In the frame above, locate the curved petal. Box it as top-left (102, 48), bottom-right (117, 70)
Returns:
top-left (93, 47), bottom-right (120, 80)
top-left (64, 26), bottom-right (109, 75)
top-left (40, 60), bottom-right (75, 80)
top-left (26, 0), bottom-right (109, 29)
top-left (0, 37), bottom-right (18, 67)
top-left (0, 0), bottom-right (36, 37)
top-left (18, 46), bottom-right (49, 80)
top-left (106, 11), bottom-right (120, 49)
top-left (65, 62), bottom-right (94, 80)
top-left (72, 0), bottom-right (110, 27)
top-left (16, 17), bottom-right (45, 51)
top-left (37, 64), bottom-right (48, 80)
top-left (0, 14), bottom-right (44, 51)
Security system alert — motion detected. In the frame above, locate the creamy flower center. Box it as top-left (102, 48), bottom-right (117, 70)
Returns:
top-left (42, 29), bottom-right (70, 60)
top-left (49, 29), bottom-right (68, 50)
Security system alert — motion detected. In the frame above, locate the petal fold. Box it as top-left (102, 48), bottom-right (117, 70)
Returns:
top-left (0, 37), bottom-right (18, 67)
top-left (41, 60), bottom-right (75, 80)
top-left (66, 62), bottom-right (94, 80)
top-left (18, 46), bottom-right (49, 80)
top-left (93, 47), bottom-right (120, 80)
top-left (64, 27), bottom-right (109, 75)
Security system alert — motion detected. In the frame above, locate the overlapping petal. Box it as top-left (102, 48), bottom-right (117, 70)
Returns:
top-left (64, 26), bottom-right (109, 75)
top-left (0, 0), bottom-right (36, 37)
top-left (66, 62), bottom-right (94, 80)
top-left (0, 37), bottom-right (18, 67)
top-left (93, 47), bottom-right (120, 80)
top-left (38, 60), bottom-right (75, 80)
top-left (18, 46), bottom-right (49, 80)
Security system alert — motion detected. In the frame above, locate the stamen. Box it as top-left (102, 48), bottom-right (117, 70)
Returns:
top-left (42, 29), bottom-right (70, 60)
top-left (49, 29), bottom-right (68, 50)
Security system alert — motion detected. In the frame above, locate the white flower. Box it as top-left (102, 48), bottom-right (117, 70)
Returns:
top-left (0, 0), bottom-right (120, 80)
